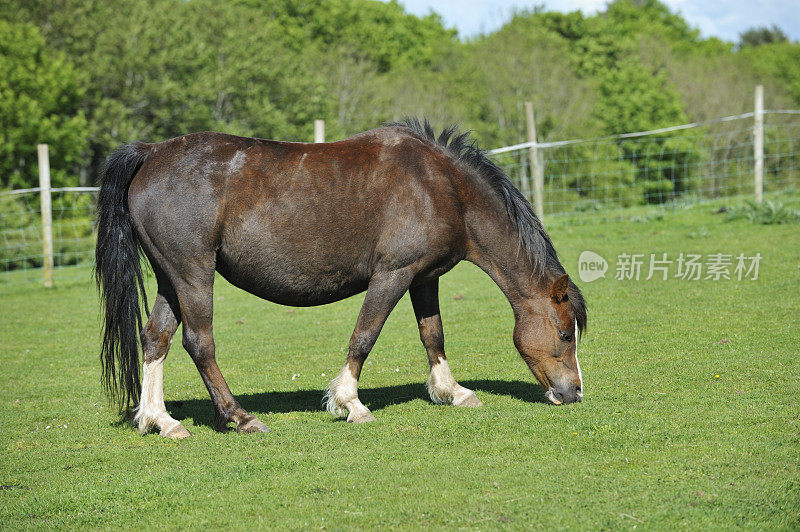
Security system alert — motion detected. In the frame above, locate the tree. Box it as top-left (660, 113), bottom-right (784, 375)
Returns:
top-left (740, 41), bottom-right (800, 105)
top-left (2, 0), bottom-right (798, 200)
top-left (463, 11), bottom-right (599, 147)
top-left (0, 21), bottom-right (88, 188)
top-left (580, 2), bottom-right (699, 202)
top-left (739, 25), bottom-right (789, 48)
top-left (241, 0), bottom-right (457, 73)
top-left (2, 0), bottom-right (329, 180)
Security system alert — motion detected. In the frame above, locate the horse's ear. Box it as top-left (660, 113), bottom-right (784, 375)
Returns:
top-left (550, 274), bottom-right (570, 302)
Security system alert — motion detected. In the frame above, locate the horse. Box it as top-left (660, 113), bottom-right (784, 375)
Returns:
top-left (95, 118), bottom-right (587, 439)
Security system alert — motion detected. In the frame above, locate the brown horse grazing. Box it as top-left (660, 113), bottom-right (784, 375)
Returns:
top-left (95, 118), bottom-right (586, 439)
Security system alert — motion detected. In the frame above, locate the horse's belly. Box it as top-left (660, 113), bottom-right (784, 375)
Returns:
top-left (216, 245), bottom-right (371, 306)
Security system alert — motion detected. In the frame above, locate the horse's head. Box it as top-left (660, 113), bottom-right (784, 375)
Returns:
top-left (513, 274), bottom-right (584, 405)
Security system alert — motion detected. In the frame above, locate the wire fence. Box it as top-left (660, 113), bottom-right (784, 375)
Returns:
top-left (488, 110), bottom-right (800, 219)
top-left (0, 187), bottom-right (97, 285)
top-left (1, 109), bottom-right (798, 286)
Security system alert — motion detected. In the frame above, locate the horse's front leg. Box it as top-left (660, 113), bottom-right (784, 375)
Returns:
top-left (409, 280), bottom-right (482, 407)
top-left (325, 270), bottom-right (413, 423)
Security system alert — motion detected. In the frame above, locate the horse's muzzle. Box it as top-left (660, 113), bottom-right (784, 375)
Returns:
top-left (545, 385), bottom-right (583, 405)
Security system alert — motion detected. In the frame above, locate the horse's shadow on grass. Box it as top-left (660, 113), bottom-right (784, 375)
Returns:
top-left (166, 379), bottom-right (546, 429)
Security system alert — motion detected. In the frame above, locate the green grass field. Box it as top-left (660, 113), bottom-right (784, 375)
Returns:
top-left (1, 203), bottom-right (799, 529)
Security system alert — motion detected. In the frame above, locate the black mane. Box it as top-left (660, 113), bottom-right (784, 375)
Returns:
top-left (387, 117), bottom-right (586, 334)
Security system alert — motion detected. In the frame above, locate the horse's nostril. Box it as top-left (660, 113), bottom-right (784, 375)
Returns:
top-left (554, 391), bottom-right (564, 403)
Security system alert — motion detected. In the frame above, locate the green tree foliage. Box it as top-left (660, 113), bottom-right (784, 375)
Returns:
top-left (1, 0), bottom-right (798, 200)
top-left (739, 25), bottom-right (789, 48)
top-left (253, 0), bottom-right (460, 139)
top-left (740, 42), bottom-right (800, 105)
top-left (0, 21), bottom-right (88, 188)
top-left (3, 0), bottom-right (329, 179)
top-left (245, 0), bottom-right (457, 72)
top-left (522, 0), bottom-right (703, 203)
top-left (462, 12), bottom-right (598, 145)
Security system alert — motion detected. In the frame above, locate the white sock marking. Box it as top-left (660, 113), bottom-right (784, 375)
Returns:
top-left (427, 357), bottom-right (476, 405)
top-left (134, 358), bottom-right (181, 434)
top-left (324, 363), bottom-right (371, 418)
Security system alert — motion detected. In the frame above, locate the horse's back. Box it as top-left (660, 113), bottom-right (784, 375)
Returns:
top-left (128, 129), bottom-right (467, 305)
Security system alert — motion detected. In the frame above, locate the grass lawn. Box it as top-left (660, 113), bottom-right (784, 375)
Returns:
top-left (1, 203), bottom-right (799, 529)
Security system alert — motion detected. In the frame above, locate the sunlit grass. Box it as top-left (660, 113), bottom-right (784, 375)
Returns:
top-left (1, 203), bottom-right (798, 529)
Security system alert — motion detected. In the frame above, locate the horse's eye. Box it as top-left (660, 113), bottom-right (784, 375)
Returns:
top-left (558, 330), bottom-right (573, 342)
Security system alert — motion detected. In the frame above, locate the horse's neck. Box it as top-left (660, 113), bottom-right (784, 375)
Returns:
top-left (464, 200), bottom-right (548, 313)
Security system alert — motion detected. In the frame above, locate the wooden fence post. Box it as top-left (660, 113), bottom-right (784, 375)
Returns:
top-left (524, 101), bottom-right (544, 218)
top-left (753, 85), bottom-right (764, 204)
top-left (314, 119), bottom-right (325, 143)
top-left (38, 144), bottom-right (54, 288)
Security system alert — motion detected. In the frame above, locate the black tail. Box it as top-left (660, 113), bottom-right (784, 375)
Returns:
top-left (95, 143), bottom-right (151, 413)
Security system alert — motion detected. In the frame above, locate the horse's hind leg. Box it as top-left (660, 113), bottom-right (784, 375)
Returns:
top-left (325, 269), bottom-right (414, 422)
top-left (176, 279), bottom-right (269, 434)
top-left (409, 280), bottom-right (482, 407)
top-left (134, 291), bottom-right (192, 438)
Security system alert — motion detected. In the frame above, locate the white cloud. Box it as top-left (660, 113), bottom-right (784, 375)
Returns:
top-left (661, 0), bottom-right (800, 41)
top-left (394, 0), bottom-right (800, 42)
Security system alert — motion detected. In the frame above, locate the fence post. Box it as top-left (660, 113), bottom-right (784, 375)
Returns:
top-left (314, 119), bottom-right (325, 143)
top-left (37, 144), bottom-right (54, 288)
top-left (524, 101), bottom-right (544, 218)
top-left (753, 85), bottom-right (764, 204)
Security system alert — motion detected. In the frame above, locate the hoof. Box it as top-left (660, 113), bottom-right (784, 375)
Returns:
top-left (237, 418), bottom-right (270, 434)
top-left (160, 423), bottom-right (193, 439)
top-left (454, 391), bottom-right (483, 408)
top-left (347, 409), bottom-right (376, 423)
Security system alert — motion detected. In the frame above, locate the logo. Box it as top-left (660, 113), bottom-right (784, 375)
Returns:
top-left (578, 250), bottom-right (608, 282)
top-left (576, 250), bottom-right (761, 282)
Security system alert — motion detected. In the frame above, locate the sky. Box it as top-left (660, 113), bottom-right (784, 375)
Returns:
top-left (393, 0), bottom-right (800, 43)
